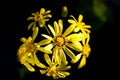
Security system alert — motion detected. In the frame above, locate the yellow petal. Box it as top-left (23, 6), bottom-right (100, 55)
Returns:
top-left (74, 27), bottom-right (80, 32)
top-left (27, 16), bottom-right (34, 21)
top-left (32, 27), bottom-right (39, 41)
top-left (44, 10), bottom-right (51, 14)
top-left (40, 70), bottom-right (47, 74)
top-left (78, 14), bottom-right (83, 22)
top-left (78, 56), bottom-right (86, 69)
top-left (34, 53), bottom-right (47, 68)
top-left (86, 33), bottom-right (90, 44)
top-left (71, 53), bottom-right (82, 63)
top-left (68, 19), bottom-right (76, 24)
top-left (40, 8), bottom-right (45, 14)
top-left (57, 65), bottom-right (71, 70)
top-left (41, 34), bottom-right (53, 40)
top-left (63, 47), bottom-right (76, 60)
top-left (66, 43), bottom-right (82, 51)
top-left (20, 37), bottom-right (27, 43)
top-left (58, 20), bottom-right (63, 34)
top-left (57, 71), bottom-right (70, 78)
top-left (38, 39), bottom-right (51, 46)
top-left (21, 61), bottom-right (35, 72)
top-left (27, 58), bottom-right (35, 66)
top-left (44, 54), bottom-right (52, 67)
top-left (63, 25), bottom-right (75, 36)
top-left (44, 43), bottom-right (54, 50)
top-left (54, 21), bottom-right (59, 36)
top-left (48, 24), bottom-right (55, 36)
top-left (58, 48), bottom-right (67, 65)
top-left (38, 47), bottom-right (52, 54)
top-left (66, 33), bottom-right (83, 42)
top-left (53, 47), bottom-right (60, 64)
top-left (28, 22), bottom-right (35, 30)
top-left (84, 25), bottom-right (91, 28)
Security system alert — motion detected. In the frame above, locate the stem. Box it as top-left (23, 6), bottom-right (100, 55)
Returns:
top-left (44, 25), bottom-right (51, 35)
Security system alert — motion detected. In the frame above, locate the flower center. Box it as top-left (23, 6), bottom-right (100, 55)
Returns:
top-left (47, 66), bottom-right (56, 76)
top-left (82, 44), bottom-right (91, 57)
top-left (17, 43), bottom-right (36, 61)
top-left (34, 14), bottom-right (43, 21)
top-left (55, 36), bottom-right (66, 47)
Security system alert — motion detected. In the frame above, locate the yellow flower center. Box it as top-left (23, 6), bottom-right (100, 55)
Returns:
top-left (17, 43), bottom-right (36, 61)
top-left (34, 14), bottom-right (43, 21)
top-left (47, 66), bottom-right (57, 76)
top-left (82, 44), bottom-right (91, 57)
top-left (55, 36), bottom-right (66, 47)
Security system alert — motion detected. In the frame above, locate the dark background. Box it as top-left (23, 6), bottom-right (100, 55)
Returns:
top-left (0, 0), bottom-right (119, 80)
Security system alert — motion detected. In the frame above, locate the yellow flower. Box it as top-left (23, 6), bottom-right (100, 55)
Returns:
top-left (17, 27), bottom-right (41, 72)
top-left (39, 19), bottom-right (83, 64)
top-left (39, 54), bottom-right (71, 79)
top-left (78, 33), bottom-right (91, 69)
top-left (27, 8), bottom-right (52, 30)
top-left (68, 14), bottom-right (91, 36)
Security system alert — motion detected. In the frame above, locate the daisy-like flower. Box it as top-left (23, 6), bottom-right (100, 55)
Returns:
top-left (40, 19), bottom-right (83, 64)
top-left (78, 33), bottom-right (91, 69)
top-left (39, 54), bottom-right (71, 79)
top-left (68, 14), bottom-right (91, 36)
top-left (27, 8), bottom-right (52, 30)
top-left (17, 27), bottom-right (41, 72)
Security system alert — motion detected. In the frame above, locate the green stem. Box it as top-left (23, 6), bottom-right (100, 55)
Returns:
top-left (44, 25), bottom-right (51, 35)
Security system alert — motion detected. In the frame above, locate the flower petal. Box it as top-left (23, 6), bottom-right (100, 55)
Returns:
top-left (66, 33), bottom-right (83, 42)
top-left (57, 65), bottom-right (71, 70)
top-left (32, 27), bottom-right (39, 42)
top-left (78, 14), bottom-right (83, 22)
top-left (48, 24), bottom-right (55, 37)
top-left (44, 10), bottom-right (51, 14)
top-left (63, 47), bottom-right (76, 60)
top-left (41, 34), bottom-right (53, 40)
top-left (38, 39), bottom-right (51, 46)
top-left (58, 20), bottom-right (63, 34)
top-left (20, 37), bottom-right (27, 43)
top-left (52, 46), bottom-right (60, 64)
top-left (78, 56), bottom-right (86, 69)
top-left (71, 53), bottom-right (82, 63)
top-left (40, 70), bottom-right (47, 74)
top-left (38, 47), bottom-right (52, 54)
top-left (58, 48), bottom-right (67, 65)
top-left (66, 42), bottom-right (82, 51)
top-left (68, 19), bottom-right (76, 24)
top-left (63, 25), bottom-right (75, 36)
top-left (44, 54), bottom-right (52, 67)
top-left (28, 22), bottom-right (35, 30)
top-left (27, 16), bottom-right (34, 21)
top-left (22, 62), bottom-right (35, 72)
top-left (34, 53), bottom-right (47, 68)
top-left (54, 21), bottom-right (59, 36)
top-left (40, 8), bottom-right (45, 14)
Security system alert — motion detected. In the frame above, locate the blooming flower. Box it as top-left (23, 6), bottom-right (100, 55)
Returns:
top-left (78, 33), bottom-right (91, 69)
top-left (39, 19), bottom-right (83, 64)
top-left (27, 8), bottom-right (52, 30)
top-left (39, 54), bottom-right (71, 79)
top-left (17, 27), bottom-right (42, 72)
top-left (68, 14), bottom-right (91, 36)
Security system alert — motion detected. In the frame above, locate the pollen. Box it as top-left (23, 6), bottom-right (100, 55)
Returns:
top-left (82, 44), bottom-right (91, 57)
top-left (55, 36), bottom-right (66, 47)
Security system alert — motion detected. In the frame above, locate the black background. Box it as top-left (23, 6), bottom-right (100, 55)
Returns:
top-left (0, 0), bottom-right (119, 80)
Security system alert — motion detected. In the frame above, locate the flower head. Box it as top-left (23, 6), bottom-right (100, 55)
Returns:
top-left (17, 27), bottom-right (40, 72)
top-left (78, 33), bottom-right (91, 69)
top-left (68, 14), bottom-right (91, 35)
top-left (27, 8), bottom-right (52, 30)
top-left (40, 19), bottom-right (83, 64)
top-left (39, 54), bottom-right (71, 79)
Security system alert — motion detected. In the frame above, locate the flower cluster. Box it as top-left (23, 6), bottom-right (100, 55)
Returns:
top-left (17, 6), bottom-right (91, 79)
